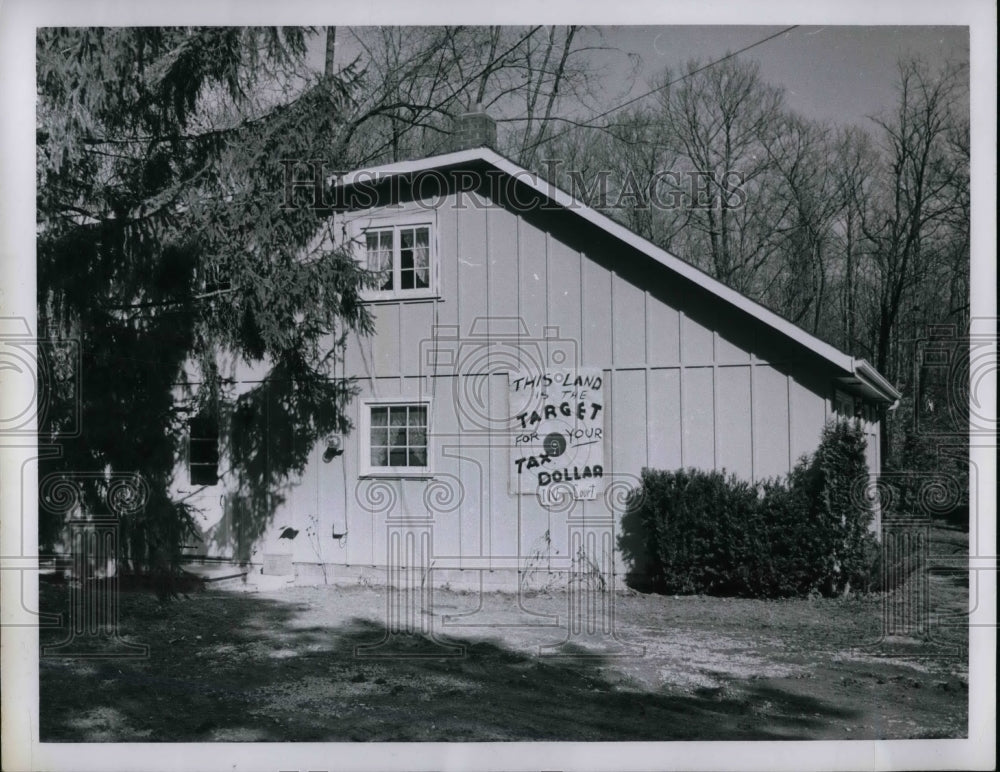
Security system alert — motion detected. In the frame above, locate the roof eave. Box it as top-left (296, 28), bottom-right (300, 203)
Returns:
top-left (333, 148), bottom-right (901, 404)
top-left (851, 359), bottom-right (903, 407)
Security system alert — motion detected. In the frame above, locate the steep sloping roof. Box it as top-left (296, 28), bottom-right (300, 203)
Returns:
top-left (334, 147), bottom-right (901, 406)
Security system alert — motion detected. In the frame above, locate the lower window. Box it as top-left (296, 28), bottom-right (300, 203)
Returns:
top-left (188, 412), bottom-right (219, 486)
top-left (361, 400), bottom-right (430, 476)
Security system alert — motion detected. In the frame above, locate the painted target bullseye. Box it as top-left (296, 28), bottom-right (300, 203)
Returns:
top-left (543, 432), bottom-right (567, 458)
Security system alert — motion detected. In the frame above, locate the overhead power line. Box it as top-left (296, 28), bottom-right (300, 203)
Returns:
top-left (513, 25), bottom-right (800, 153)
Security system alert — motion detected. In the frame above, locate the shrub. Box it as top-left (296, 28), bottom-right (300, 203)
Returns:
top-left (783, 420), bottom-right (877, 595)
top-left (757, 476), bottom-right (816, 596)
top-left (635, 468), bottom-right (762, 595)
top-left (622, 420), bottom-right (876, 598)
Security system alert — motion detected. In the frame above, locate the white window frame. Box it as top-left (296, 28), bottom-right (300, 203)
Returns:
top-left (351, 212), bottom-right (438, 302)
top-left (359, 397), bottom-right (434, 478)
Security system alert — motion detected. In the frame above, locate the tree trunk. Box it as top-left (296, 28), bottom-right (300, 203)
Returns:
top-left (324, 27), bottom-right (336, 77)
top-left (845, 208), bottom-right (855, 349)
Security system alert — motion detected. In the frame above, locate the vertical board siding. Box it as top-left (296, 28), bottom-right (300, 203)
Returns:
top-left (715, 330), bottom-right (752, 364)
top-left (399, 302), bottom-right (434, 376)
top-left (514, 212), bottom-right (558, 550)
top-left (487, 205), bottom-right (520, 336)
top-left (425, 371), bottom-right (462, 560)
top-left (647, 369), bottom-right (683, 471)
top-left (456, 193), bottom-right (488, 337)
top-left (519, 474), bottom-right (557, 563)
top-left (789, 376), bottom-right (826, 464)
top-left (716, 366), bottom-right (754, 480)
top-left (680, 311), bottom-right (714, 366)
top-left (579, 256), bottom-right (613, 368)
top-left (436, 197), bottom-right (460, 329)
top-left (611, 272), bottom-right (646, 368)
top-left (343, 329), bottom-right (369, 384)
top-left (611, 368), bottom-right (648, 485)
top-left (866, 420), bottom-right (879, 477)
top-left (433, 443), bottom-right (473, 563)
top-left (646, 296), bottom-right (681, 366)
top-left (436, 440), bottom-right (464, 560)
top-left (489, 373), bottom-right (518, 560)
top-left (582, 369), bottom-right (614, 523)
top-left (459, 445), bottom-right (490, 564)
top-left (372, 304), bottom-right (401, 378)
top-left (753, 365), bottom-right (791, 480)
top-left (517, 212), bottom-right (548, 347)
top-left (682, 367), bottom-right (715, 469)
top-left (547, 233), bottom-right (583, 359)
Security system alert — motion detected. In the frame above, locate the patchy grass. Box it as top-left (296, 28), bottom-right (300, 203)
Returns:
top-left (39, 522), bottom-right (967, 741)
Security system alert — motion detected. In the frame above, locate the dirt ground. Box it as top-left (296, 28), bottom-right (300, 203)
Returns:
top-left (38, 522), bottom-right (968, 742)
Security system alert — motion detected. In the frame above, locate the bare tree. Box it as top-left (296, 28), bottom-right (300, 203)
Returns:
top-left (653, 58), bottom-right (786, 293)
top-left (829, 126), bottom-right (879, 352)
top-left (336, 26), bottom-right (599, 166)
top-left (759, 115), bottom-right (844, 334)
top-left (516, 26), bottom-right (580, 167)
top-left (860, 60), bottom-right (969, 380)
top-left (833, 59), bottom-right (970, 459)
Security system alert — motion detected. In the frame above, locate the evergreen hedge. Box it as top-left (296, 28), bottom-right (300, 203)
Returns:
top-left (623, 420), bottom-right (878, 597)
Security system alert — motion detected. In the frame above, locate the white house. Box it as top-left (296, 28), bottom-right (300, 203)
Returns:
top-left (175, 113), bottom-right (900, 594)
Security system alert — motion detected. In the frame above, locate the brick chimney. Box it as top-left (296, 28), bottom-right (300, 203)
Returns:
top-left (451, 103), bottom-right (497, 152)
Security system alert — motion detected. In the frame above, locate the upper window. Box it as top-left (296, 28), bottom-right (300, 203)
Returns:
top-left (362, 223), bottom-right (434, 299)
top-left (359, 400), bottom-right (431, 476)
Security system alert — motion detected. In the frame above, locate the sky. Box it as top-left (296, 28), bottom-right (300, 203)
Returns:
top-left (587, 25), bottom-right (969, 126)
top-left (316, 25), bottom-right (969, 131)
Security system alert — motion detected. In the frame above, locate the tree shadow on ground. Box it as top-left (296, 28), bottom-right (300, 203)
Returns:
top-left (39, 584), bottom-right (861, 742)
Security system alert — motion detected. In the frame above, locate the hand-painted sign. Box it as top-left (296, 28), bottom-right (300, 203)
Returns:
top-left (508, 367), bottom-right (605, 503)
